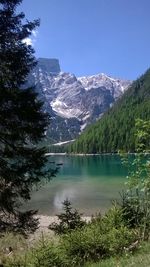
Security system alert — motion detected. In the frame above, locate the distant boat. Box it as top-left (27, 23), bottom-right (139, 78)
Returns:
top-left (56, 163), bottom-right (63, 166)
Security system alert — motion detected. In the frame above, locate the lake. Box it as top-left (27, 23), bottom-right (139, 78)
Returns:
top-left (25, 155), bottom-right (127, 216)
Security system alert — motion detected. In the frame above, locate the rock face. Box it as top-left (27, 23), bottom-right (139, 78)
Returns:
top-left (28, 58), bottom-right (131, 143)
top-left (37, 58), bottom-right (61, 73)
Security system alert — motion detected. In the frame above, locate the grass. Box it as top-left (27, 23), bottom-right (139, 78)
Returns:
top-left (0, 232), bottom-right (29, 266)
top-left (0, 233), bottom-right (150, 267)
top-left (0, 232), bottom-right (28, 254)
top-left (85, 242), bottom-right (150, 267)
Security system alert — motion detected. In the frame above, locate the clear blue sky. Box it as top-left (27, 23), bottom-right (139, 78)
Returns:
top-left (19, 0), bottom-right (150, 80)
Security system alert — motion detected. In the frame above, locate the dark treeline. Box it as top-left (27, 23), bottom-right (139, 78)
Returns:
top-left (47, 144), bottom-right (69, 153)
top-left (69, 69), bottom-right (150, 154)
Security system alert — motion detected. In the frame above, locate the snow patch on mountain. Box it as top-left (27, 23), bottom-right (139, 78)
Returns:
top-left (28, 58), bottom-right (131, 143)
top-left (51, 99), bottom-right (82, 119)
top-left (78, 73), bottom-right (130, 99)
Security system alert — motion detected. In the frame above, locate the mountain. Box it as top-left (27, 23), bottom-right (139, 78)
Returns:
top-left (70, 69), bottom-right (150, 153)
top-left (28, 58), bottom-right (130, 143)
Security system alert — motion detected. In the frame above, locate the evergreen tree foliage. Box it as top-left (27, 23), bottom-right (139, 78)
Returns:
top-left (70, 69), bottom-right (150, 153)
top-left (48, 199), bottom-right (85, 234)
top-left (0, 0), bottom-right (57, 234)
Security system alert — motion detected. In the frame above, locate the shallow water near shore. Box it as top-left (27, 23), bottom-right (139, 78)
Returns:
top-left (25, 155), bottom-right (127, 216)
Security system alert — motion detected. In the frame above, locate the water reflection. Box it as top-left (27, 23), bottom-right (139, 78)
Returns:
top-left (53, 188), bottom-right (76, 210)
top-left (25, 155), bottom-right (127, 215)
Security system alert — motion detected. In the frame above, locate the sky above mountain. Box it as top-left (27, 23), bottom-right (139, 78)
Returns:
top-left (19, 0), bottom-right (150, 80)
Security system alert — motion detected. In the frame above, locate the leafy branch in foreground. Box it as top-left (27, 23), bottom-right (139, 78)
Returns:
top-left (120, 119), bottom-right (150, 240)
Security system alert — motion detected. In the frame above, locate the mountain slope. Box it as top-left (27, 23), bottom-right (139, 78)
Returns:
top-left (28, 58), bottom-right (130, 143)
top-left (70, 69), bottom-right (150, 153)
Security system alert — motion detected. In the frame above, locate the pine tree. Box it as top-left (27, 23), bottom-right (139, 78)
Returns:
top-left (49, 199), bottom-right (85, 234)
top-left (0, 0), bottom-right (56, 235)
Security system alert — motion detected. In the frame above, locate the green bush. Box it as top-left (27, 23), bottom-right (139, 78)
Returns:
top-left (1, 240), bottom-right (69, 267)
top-left (101, 204), bottom-right (126, 229)
top-left (32, 241), bottom-right (69, 267)
top-left (0, 207), bottom-right (138, 267)
top-left (49, 199), bottom-right (86, 235)
top-left (61, 206), bottom-right (137, 266)
top-left (120, 191), bottom-right (145, 228)
top-left (119, 119), bottom-right (150, 240)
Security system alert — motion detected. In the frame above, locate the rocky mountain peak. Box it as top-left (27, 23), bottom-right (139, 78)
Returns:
top-left (28, 58), bottom-right (132, 143)
top-left (78, 73), bottom-right (130, 99)
top-left (37, 58), bottom-right (61, 74)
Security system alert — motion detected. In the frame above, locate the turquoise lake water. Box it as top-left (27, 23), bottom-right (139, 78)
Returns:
top-left (25, 155), bottom-right (127, 216)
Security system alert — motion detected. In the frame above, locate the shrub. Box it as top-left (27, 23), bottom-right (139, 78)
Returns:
top-left (121, 191), bottom-right (145, 228)
top-left (32, 241), bottom-right (69, 267)
top-left (102, 204), bottom-right (126, 229)
top-left (49, 199), bottom-right (86, 234)
top-left (61, 206), bottom-right (137, 266)
top-left (120, 119), bottom-right (150, 240)
top-left (1, 239), bottom-right (69, 267)
top-left (0, 207), bottom-right (138, 267)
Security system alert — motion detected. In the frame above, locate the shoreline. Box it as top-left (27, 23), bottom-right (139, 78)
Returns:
top-left (36, 214), bottom-right (91, 230)
top-left (29, 215), bottom-right (91, 242)
top-left (45, 152), bottom-right (147, 156)
top-left (45, 152), bottom-right (118, 156)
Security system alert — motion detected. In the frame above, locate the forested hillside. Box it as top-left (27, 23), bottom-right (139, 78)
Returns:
top-left (69, 69), bottom-right (150, 153)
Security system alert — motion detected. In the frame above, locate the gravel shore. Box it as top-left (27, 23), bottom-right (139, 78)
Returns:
top-left (29, 215), bottom-right (91, 243)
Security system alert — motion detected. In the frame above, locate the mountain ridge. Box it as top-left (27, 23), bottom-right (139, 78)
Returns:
top-left (69, 68), bottom-right (150, 153)
top-left (28, 58), bottom-right (131, 143)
